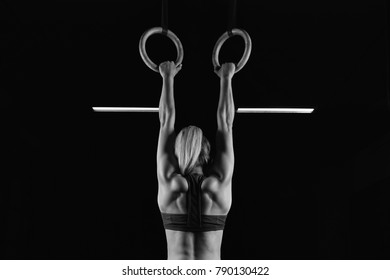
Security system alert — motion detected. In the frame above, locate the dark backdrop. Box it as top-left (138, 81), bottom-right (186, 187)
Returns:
top-left (1, 0), bottom-right (390, 259)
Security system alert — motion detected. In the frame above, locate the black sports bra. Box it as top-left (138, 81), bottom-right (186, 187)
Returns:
top-left (161, 173), bottom-right (227, 232)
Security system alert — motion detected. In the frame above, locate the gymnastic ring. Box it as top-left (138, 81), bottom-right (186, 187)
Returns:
top-left (212, 28), bottom-right (252, 73)
top-left (139, 27), bottom-right (184, 73)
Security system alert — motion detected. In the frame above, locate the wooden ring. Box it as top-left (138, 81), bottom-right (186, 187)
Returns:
top-left (139, 27), bottom-right (184, 72)
top-left (212, 28), bottom-right (252, 73)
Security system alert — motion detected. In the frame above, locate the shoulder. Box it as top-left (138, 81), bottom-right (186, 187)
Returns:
top-left (202, 175), bottom-right (232, 214)
top-left (158, 173), bottom-right (188, 192)
top-left (202, 175), bottom-right (231, 193)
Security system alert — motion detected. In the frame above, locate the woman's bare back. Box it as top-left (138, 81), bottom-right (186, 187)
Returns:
top-left (159, 174), bottom-right (231, 260)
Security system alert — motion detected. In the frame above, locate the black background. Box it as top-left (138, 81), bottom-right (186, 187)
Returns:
top-left (1, 0), bottom-right (390, 259)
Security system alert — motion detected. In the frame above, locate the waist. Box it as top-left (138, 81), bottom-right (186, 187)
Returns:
top-left (161, 212), bottom-right (227, 232)
top-left (165, 228), bottom-right (224, 259)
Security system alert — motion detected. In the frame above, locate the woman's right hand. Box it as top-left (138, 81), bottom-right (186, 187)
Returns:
top-left (214, 63), bottom-right (236, 79)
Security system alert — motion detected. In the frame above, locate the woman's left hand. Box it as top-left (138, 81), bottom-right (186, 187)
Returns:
top-left (159, 61), bottom-right (182, 79)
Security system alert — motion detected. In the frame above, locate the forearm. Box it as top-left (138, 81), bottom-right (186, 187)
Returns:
top-left (159, 76), bottom-right (175, 125)
top-left (217, 77), bottom-right (235, 129)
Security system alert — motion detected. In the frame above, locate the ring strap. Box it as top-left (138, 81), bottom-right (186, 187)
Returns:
top-left (161, 0), bottom-right (169, 34)
top-left (227, 0), bottom-right (237, 35)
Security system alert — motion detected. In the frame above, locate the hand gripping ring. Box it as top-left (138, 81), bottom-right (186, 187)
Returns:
top-left (212, 28), bottom-right (252, 73)
top-left (139, 27), bottom-right (184, 73)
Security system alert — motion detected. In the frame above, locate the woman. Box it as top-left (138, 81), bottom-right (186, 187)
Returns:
top-left (156, 61), bottom-right (235, 260)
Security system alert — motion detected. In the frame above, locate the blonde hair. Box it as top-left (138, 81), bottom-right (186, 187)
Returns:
top-left (174, 126), bottom-right (210, 176)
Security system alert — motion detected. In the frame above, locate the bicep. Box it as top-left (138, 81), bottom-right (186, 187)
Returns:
top-left (210, 127), bottom-right (235, 183)
top-left (156, 120), bottom-right (179, 183)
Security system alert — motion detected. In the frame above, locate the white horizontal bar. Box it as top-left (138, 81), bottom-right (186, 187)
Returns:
top-left (92, 107), bottom-right (314, 113)
top-left (237, 108), bottom-right (314, 113)
top-left (93, 107), bottom-right (159, 112)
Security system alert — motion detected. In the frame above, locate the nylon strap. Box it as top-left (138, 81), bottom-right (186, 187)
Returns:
top-left (385, 0), bottom-right (390, 110)
top-left (227, 0), bottom-right (237, 37)
top-left (161, 0), bottom-right (169, 36)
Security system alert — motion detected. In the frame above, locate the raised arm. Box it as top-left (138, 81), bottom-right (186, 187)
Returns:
top-left (211, 63), bottom-right (236, 184)
top-left (156, 61), bottom-right (182, 184)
